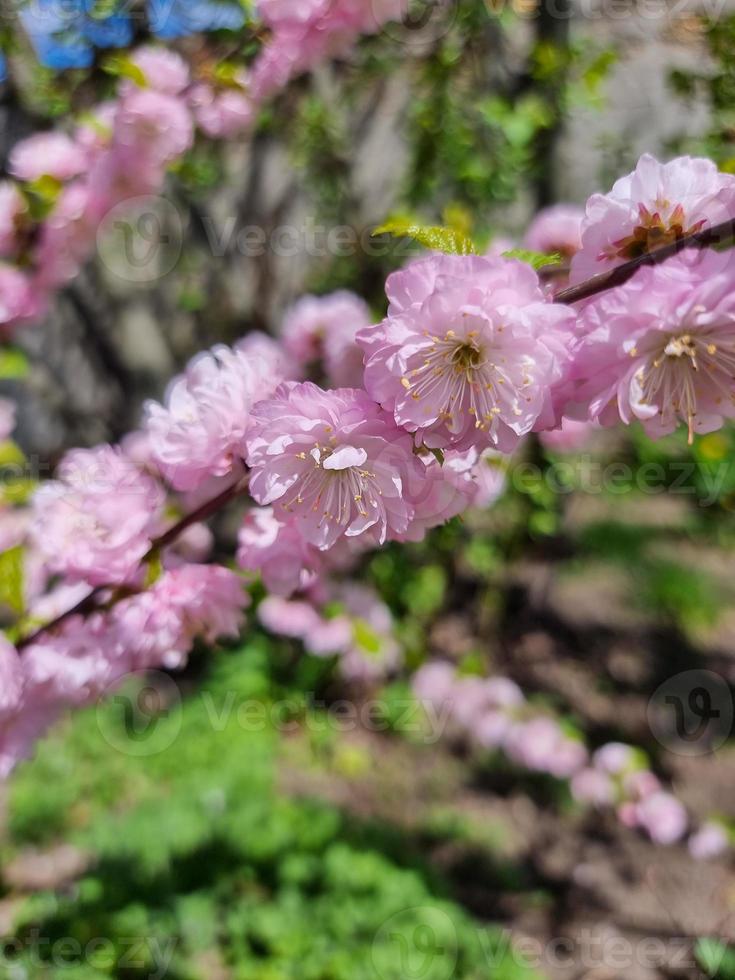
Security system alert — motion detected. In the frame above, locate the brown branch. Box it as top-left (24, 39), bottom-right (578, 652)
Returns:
top-left (555, 218), bottom-right (735, 305)
top-left (14, 216), bottom-right (735, 650)
top-left (16, 474), bottom-right (249, 651)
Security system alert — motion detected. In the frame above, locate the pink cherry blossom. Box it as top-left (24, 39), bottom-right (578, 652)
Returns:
top-left (358, 254), bottom-right (575, 452)
top-left (258, 595), bottom-right (322, 638)
top-left (238, 506), bottom-right (322, 596)
top-left (280, 291), bottom-right (371, 387)
top-left (593, 741), bottom-right (636, 774)
top-left (524, 204), bottom-right (584, 259)
top-left (570, 154), bottom-right (735, 283)
top-left (130, 46), bottom-right (191, 94)
top-left (571, 768), bottom-right (615, 806)
top-left (539, 417), bottom-right (595, 453)
top-left (115, 88), bottom-right (194, 168)
top-left (30, 445), bottom-right (165, 587)
top-left (189, 82), bottom-right (254, 138)
top-left (688, 821), bottom-right (729, 860)
top-left (567, 250), bottom-right (735, 443)
top-left (329, 582), bottom-right (401, 682)
top-left (9, 132), bottom-right (87, 183)
top-left (113, 564), bottom-right (247, 670)
top-left (504, 717), bottom-right (587, 777)
top-left (246, 382), bottom-right (423, 550)
top-left (145, 343), bottom-right (273, 492)
top-left (32, 182), bottom-right (94, 289)
top-left (0, 265), bottom-right (39, 329)
top-left (633, 791), bottom-right (688, 844)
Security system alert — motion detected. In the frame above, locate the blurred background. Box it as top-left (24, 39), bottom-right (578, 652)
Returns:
top-left (0, 1), bottom-right (734, 978)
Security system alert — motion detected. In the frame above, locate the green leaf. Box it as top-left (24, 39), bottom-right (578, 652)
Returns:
top-left (102, 53), bottom-right (148, 88)
top-left (373, 220), bottom-right (477, 255)
top-left (0, 441), bottom-right (26, 468)
top-left (0, 545), bottom-right (25, 616)
top-left (144, 551), bottom-right (164, 589)
top-left (696, 938), bottom-right (735, 979)
top-left (0, 346), bottom-right (27, 382)
top-left (502, 248), bottom-right (563, 270)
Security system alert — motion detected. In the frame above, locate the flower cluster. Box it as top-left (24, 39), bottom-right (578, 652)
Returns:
top-left (413, 663), bottom-right (725, 856)
top-left (2, 145), bottom-right (735, 872)
top-left (0, 0), bottom-right (408, 334)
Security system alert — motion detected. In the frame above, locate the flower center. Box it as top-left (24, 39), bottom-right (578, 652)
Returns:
top-left (285, 440), bottom-right (381, 528)
top-left (606, 204), bottom-right (705, 262)
top-left (400, 328), bottom-right (527, 435)
top-left (634, 330), bottom-right (735, 443)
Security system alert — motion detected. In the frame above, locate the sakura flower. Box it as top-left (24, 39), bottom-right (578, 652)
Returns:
top-left (113, 564), bottom-right (247, 670)
top-left (235, 331), bottom-right (297, 383)
top-left (115, 88), bottom-right (194, 167)
top-left (593, 741), bottom-right (636, 774)
top-left (245, 382), bottom-right (422, 550)
top-left (633, 791), bottom-right (688, 845)
top-left (412, 660), bottom-right (456, 708)
top-left (571, 768), bottom-right (615, 806)
top-left (30, 445), bottom-right (165, 587)
top-left (279, 291), bottom-right (371, 387)
top-left (9, 132), bottom-right (87, 183)
top-left (329, 582), bottom-right (401, 682)
top-left (0, 265), bottom-right (38, 328)
top-left (688, 821), bottom-right (729, 860)
top-left (504, 717), bottom-right (587, 777)
top-left (129, 46), bottom-right (190, 94)
top-left (189, 81), bottom-right (254, 138)
top-left (524, 204), bottom-right (584, 259)
top-left (358, 254), bottom-right (575, 452)
top-left (570, 154), bottom-right (735, 283)
top-left (145, 343), bottom-right (271, 492)
top-left (396, 452), bottom-right (474, 543)
top-left (32, 182), bottom-right (93, 288)
top-left (23, 614), bottom-right (124, 705)
top-left (237, 507), bottom-right (321, 596)
top-left (567, 250), bottom-right (735, 443)
top-left (258, 595), bottom-right (322, 638)
top-left (539, 417), bottom-right (595, 453)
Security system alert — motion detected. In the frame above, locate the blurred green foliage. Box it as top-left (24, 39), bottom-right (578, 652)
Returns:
top-left (3, 640), bottom-right (540, 980)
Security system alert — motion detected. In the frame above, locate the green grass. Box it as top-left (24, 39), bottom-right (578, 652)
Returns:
top-left (2, 640), bottom-right (541, 980)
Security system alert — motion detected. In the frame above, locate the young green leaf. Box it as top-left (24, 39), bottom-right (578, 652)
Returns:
top-left (502, 248), bottom-right (563, 270)
top-left (0, 545), bottom-right (25, 616)
top-left (373, 220), bottom-right (477, 256)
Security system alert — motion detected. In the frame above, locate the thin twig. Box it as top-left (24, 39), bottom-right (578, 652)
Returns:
top-left (16, 474), bottom-right (249, 650)
top-left (15, 217), bottom-right (735, 649)
top-left (555, 218), bottom-right (735, 305)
